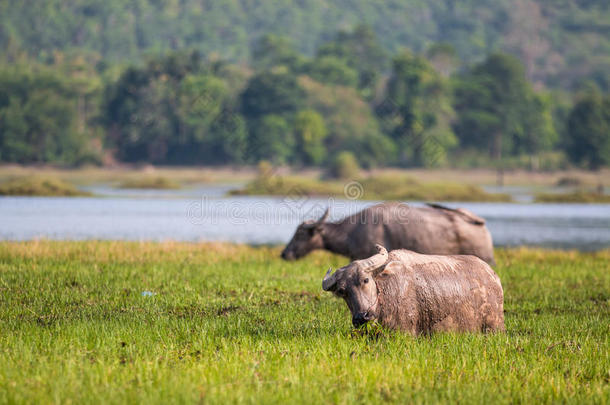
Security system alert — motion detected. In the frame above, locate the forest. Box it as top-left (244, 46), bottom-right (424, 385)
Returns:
top-left (0, 0), bottom-right (609, 169)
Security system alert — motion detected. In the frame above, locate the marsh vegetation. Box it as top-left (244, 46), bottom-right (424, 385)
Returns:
top-left (0, 176), bottom-right (91, 197)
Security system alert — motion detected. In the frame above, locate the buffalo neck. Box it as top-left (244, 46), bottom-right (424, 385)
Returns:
top-left (320, 222), bottom-right (352, 258)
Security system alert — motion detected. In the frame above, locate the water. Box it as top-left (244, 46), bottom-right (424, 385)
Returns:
top-left (1, 187), bottom-right (609, 250)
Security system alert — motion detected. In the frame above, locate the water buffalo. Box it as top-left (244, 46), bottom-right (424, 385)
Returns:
top-left (281, 202), bottom-right (495, 265)
top-left (322, 245), bottom-right (505, 335)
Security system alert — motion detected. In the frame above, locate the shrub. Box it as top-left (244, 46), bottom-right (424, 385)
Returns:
top-left (327, 151), bottom-right (360, 179)
top-left (118, 176), bottom-right (181, 189)
top-left (0, 176), bottom-right (91, 197)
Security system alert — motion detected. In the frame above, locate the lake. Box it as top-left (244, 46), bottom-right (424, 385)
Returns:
top-left (1, 186), bottom-right (609, 250)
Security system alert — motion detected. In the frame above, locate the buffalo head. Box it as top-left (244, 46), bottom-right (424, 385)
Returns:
top-left (322, 244), bottom-right (389, 327)
top-left (281, 209), bottom-right (329, 260)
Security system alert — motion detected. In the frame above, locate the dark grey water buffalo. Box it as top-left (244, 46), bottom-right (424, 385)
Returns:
top-left (322, 245), bottom-right (505, 334)
top-left (281, 202), bottom-right (495, 265)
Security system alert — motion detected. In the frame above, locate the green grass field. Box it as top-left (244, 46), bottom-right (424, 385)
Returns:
top-left (0, 242), bottom-right (608, 404)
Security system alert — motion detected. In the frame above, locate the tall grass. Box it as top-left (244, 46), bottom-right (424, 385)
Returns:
top-left (0, 242), bottom-right (608, 403)
top-left (1, 165), bottom-right (607, 188)
top-left (118, 176), bottom-right (181, 189)
top-left (0, 176), bottom-right (91, 196)
top-left (231, 173), bottom-right (512, 202)
top-left (535, 191), bottom-right (610, 203)
top-left (0, 166), bottom-right (257, 186)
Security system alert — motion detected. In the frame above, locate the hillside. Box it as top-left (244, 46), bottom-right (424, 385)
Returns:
top-left (1, 0), bottom-right (609, 90)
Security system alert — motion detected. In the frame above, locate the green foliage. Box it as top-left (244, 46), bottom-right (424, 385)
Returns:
top-left (565, 92), bottom-right (610, 169)
top-left (103, 51), bottom-right (247, 165)
top-left (303, 56), bottom-right (359, 87)
top-left (357, 175), bottom-right (511, 202)
top-left (106, 70), bottom-right (177, 163)
top-left (4, 1), bottom-right (610, 90)
top-left (0, 9), bottom-right (607, 169)
top-left (118, 176), bottom-right (181, 190)
top-left (240, 72), bottom-right (305, 119)
top-left (534, 191), bottom-right (610, 203)
top-left (101, 48), bottom-right (395, 168)
top-left (178, 74), bottom-right (227, 139)
top-left (0, 67), bottom-right (95, 165)
top-left (316, 25), bottom-right (388, 96)
top-left (230, 174), bottom-right (341, 197)
top-left (177, 74), bottom-right (247, 164)
top-left (1, 242), bottom-right (608, 403)
top-left (380, 51), bottom-right (458, 167)
top-left (207, 110), bottom-right (248, 164)
top-left (519, 92), bottom-right (558, 155)
top-left (251, 34), bottom-right (304, 72)
top-left (233, 171), bottom-right (511, 202)
top-left (293, 110), bottom-right (328, 165)
top-left (328, 151), bottom-right (360, 180)
top-left (299, 76), bottom-right (395, 167)
top-left (426, 43), bottom-right (459, 77)
top-left (453, 53), bottom-right (556, 160)
top-left (0, 176), bottom-right (91, 196)
top-left (248, 115), bottom-right (294, 165)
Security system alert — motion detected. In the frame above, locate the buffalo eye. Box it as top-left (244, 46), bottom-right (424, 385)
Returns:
top-left (363, 278), bottom-right (369, 284)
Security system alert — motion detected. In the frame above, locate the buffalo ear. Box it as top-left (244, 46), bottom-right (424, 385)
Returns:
top-left (377, 261), bottom-right (403, 277)
top-left (314, 221), bottom-right (326, 233)
top-left (322, 267), bottom-right (337, 291)
top-left (301, 220), bottom-right (316, 230)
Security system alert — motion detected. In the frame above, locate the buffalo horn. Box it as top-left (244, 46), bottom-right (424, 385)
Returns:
top-left (357, 244), bottom-right (388, 273)
top-left (303, 208), bottom-right (329, 229)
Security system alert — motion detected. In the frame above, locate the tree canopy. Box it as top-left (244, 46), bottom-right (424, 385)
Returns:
top-left (566, 92), bottom-right (610, 169)
top-left (453, 53), bottom-right (556, 161)
top-left (0, 21), bottom-right (606, 170)
top-left (2, 0), bottom-right (610, 90)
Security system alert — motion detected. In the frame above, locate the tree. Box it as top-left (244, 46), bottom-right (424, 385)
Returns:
top-left (303, 56), bottom-right (358, 88)
top-left (103, 51), bottom-right (248, 165)
top-left (178, 74), bottom-right (227, 142)
top-left (175, 74), bottom-right (247, 164)
top-left (501, 0), bottom-right (550, 84)
top-left (426, 43), bottom-right (459, 78)
top-left (251, 34), bottom-right (303, 72)
top-left (0, 68), bottom-right (91, 164)
top-left (105, 72), bottom-right (178, 163)
top-left (294, 110), bottom-right (327, 165)
top-left (380, 51), bottom-right (457, 167)
top-left (240, 72), bottom-right (304, 119)
top-left (298, 76), bottom-right (395, 167)
top-left (3, 1), bottom-right (610, 90)
top-left (248, 115), bottom-right (294, 164)
top-left (327, 151), bottom-right (360, 179)
top-left (565, 92), bottom-right (610, 169)
top-left (514, 92), bottom-right (557, 156)
top-left (208, 110), bottom-right (248, 164)
top-left (316, 24), bottom-right (388, 97)
top-left (453, 53), bottom-right (556, 161)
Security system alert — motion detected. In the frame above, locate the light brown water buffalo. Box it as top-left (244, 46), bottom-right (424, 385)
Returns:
top-left (322, 245), bottom-right (505, 334)
top-left (281, 202), bottom-right (495, 265)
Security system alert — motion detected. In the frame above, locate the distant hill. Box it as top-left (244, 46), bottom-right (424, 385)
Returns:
top-left (1, 0), bottom-right (609, 89)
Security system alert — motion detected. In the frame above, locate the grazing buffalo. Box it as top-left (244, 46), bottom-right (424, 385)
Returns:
top-left (322, 245), bottom-right (505, 335)
top-left (281, 202), bottom-right (495, 265)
